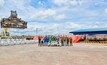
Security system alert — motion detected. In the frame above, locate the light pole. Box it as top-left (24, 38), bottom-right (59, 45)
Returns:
top-left (36, 28), bottom-right (38, 35)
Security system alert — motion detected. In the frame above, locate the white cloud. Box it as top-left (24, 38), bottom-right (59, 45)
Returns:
top-left (65, 22), bottom-right (81, 29)
top-left (55, 14), bottom-right (66, 20)
top-left (30, 9), bottom-right (67, 21)
top-left (5, 21), bottom-right (107, 36)
top-left (0, 0), bottom-right (4, 8)
top-left (105, 8), bottom-right (107, 13)
top-left (79, 21), bottom-right (107, 29)
top-left (0, 0), bottom-right (34, 18)
top-left (53, 0), bottom-right (68, 6)
top-left (30, 9), bottom-right (56, 20)
top-left (9, 22), bottom-right (82, 35)
top-left (52, 0), bottom-right (83, 6)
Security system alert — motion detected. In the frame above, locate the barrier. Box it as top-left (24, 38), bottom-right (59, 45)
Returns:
top-left (72, 36), bottom-right (82, 43)
top-left (0, 38), bottom-right (37, 46)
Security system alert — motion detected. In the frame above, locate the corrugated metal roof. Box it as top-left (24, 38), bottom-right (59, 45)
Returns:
top-left (70, 28), bottom-right (107, 33)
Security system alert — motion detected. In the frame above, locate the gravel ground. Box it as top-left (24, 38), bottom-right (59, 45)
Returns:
top-left (0, 43), bottom-right (107, 65)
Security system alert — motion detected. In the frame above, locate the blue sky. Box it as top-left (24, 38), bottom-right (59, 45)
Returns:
top-left (0, 0), bottom-right (107, 35)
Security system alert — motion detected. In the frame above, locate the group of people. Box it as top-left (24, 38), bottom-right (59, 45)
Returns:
top-left (38, 36), bottom-right (73, 46)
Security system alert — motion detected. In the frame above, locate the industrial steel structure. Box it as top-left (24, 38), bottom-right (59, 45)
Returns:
top-left (0, 10), bottom-right (32, 46)
top-left (1, 10), bottom-right (27, 29)
top-left (0, 10), bottom-right (27, 36)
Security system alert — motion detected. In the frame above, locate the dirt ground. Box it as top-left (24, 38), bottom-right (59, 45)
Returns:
top-left (0, 43), bottom-right (107, 65)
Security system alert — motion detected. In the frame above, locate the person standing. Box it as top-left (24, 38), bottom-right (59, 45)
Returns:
top-left (43, 36), bottom-right (46, 46)
top-left (51, 36), bottom-right (54, 45)
top-left (38, 36), bottom-right (41, 46)
top-left (47, 36), bottom-right (49, 45)
top-left (56, 37), bottom-right (60, 46)
top-left (48, 36), bottom-right (52, 46)
top-left (40, 38), bottom-right (44, 46)
top-left (67, 37), bottom-right (69, 46)
top-left (43, 36), bottom-right (49, 46)
top-left (70, 37), bottom-right (73, 46)
top-left (63, 38), bottom-right (67, 46)
top-left (61, 38), bottom-right (64, 46)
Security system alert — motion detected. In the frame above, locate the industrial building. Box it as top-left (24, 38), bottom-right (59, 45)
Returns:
top-left (69, 28), bottom-right (107, 43)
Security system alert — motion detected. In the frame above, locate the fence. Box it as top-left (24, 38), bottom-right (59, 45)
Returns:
top-left (0, 38), bottom-right (37, 46)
